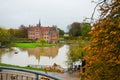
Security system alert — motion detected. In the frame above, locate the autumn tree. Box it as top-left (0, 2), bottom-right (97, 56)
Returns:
top-left (39, 38), bottom-right (46, 46)
top-left (19, 25), bottom-right (28, 38)
top-left (67, 37), bottom-right (89, 69)
top-left (68, 22), bottom-right (82, 37)
top-left (8, 28), bottom-right (21, 41)
top-left (83, 0), bottom-right (120, 80)
top-left (81, 23), bottom-right (91, 39)
top-left (9, 28), bottom-right (16, 41)
top-left (0, 27), bottom-right (10, 46)
top-left (8, 25), bottom-right (28, 42)
top-left (58, 28), bottom-right (65, 37)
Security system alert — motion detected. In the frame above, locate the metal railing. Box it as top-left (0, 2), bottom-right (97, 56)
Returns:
top-left (0, 66), bottom-right (63, 80)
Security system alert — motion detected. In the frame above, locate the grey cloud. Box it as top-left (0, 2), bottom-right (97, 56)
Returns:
top-left (0, 0), bottom-right (97, 31)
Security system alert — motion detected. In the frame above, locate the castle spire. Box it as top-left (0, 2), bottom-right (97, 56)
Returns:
top-left (39, 19), bottom-right (41, 27)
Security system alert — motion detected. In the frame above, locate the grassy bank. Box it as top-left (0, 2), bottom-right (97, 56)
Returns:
top-left (12, 42), bottom-right (57, 48)
top-left (0, 63), bottom-right (45, 71)
top-left (0, 63), bottom-right (60, 72)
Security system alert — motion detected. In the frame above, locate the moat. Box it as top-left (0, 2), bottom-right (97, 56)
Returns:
top-left (0, 45), bottom-right (69, 68)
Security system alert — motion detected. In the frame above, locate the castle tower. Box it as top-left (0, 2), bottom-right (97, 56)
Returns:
top-left (38, 19), bottom-right (41, 27)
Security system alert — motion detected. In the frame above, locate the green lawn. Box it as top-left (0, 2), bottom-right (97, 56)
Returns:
top-left (13, 42), bottom-right (57, 48)
top-left (0, 63), bottom-right (45, 71)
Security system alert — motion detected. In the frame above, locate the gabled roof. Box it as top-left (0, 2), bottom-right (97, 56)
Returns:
top-left (28, 26), bottom-right (55, 32)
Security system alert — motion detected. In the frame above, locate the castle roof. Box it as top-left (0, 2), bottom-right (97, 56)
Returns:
top-left (28, 26), bottom-right (55, 32)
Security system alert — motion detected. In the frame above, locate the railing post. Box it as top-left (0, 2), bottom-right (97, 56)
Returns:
top-left (0, 66), bottom-right (62, 80)
top-left (21, 75), bottom-right (23, 80)
top-left (6, 73), bottom-right (8, 80)
top-left (36, 74), bottom-right (39, 80)
top-left (0, 69), bottom-right (3, 80)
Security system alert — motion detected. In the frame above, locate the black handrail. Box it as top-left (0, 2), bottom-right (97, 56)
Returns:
top-left (0, 66), bottom-right (63, 80)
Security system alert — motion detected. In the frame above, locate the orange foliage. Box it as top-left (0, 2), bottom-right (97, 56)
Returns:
top-left (82, 0), bottom-right (120, 80)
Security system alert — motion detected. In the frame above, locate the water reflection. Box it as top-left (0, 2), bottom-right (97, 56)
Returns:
top-left (27, 46), bottom-right (59, 60)
top-left (0, 48), bottom-right (14, 63)
top-left (0, 45), bottom-right (69, 68)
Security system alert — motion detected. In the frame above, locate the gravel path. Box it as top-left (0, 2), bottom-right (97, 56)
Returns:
top-left (46, 72), bottom-right (81, 80)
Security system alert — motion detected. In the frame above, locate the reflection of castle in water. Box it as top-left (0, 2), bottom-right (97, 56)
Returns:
top-left (26, 46), bottom-right (59, 60)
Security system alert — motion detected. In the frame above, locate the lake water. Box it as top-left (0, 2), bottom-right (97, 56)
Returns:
top-left (0, 45), bottom-right (69, 68)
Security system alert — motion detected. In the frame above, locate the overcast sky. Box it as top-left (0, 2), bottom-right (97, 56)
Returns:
top-left (0, 0), bottom-right (99, 32)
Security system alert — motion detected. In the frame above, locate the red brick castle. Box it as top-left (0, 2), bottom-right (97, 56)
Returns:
top-left (28, 21), bottom-right (59, 43)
